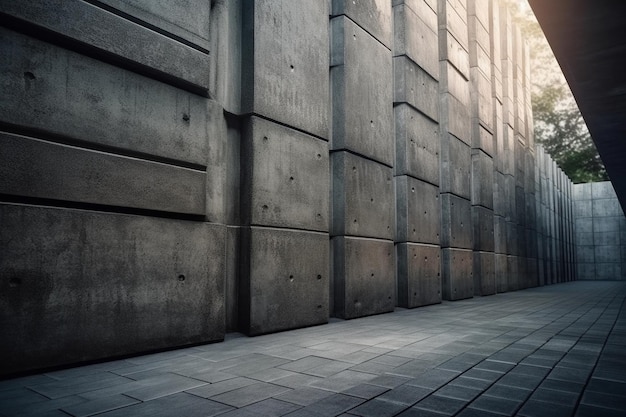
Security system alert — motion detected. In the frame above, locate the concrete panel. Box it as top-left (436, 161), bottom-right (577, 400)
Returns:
top-left (474, 251), bottom-right (496, 296)
top-left (573, 183), bottom-right (592, 200)
top-left (440, 61), bottom-right (470, 107)
top-left (440, 93), bottom-right (471, 144)
top-left (471, 76), bottom-right (494, 133)
top-left (591, 181), bottom-right (616, 199)
top-left (333, 236), bottom-right (395, 319)
top-left (394, 104), bottom-right (440, 184)
top-left (592, 198), bottom-right (623, 217)
top-left (332, 152), bottom-right (394, 239)
top-left (0, 132), bottom-right (206, 215)
top-left (394, 0), bottom-right (437, 15)
top-left (396, 243), bottom-right (442, 308)
top-left (394, 56), bottom-right (439, 122)
top-left (577, 263), bottom-right (596, 280)
top-left (439, 30), bottom-right (470, 79)
top-left (0, 204), bottom-right (225, 376)
top-left (441, 194), bottom-right (473, 249)
top-left (502, 124), bottom-right (515, 175)
top-left (97, 0), bottom-right (212, 50)
top-left (515, 186), bottom-right (526, 226)
top-left (594, 217), bottom-right (620, 233)
top-left (469, 23), bottom-right (491, 70)
top-left (241, 117), bottom-right (329, 231)
top-left (0, 28), bottom-right (210, 165)
top-left (396, 177), bottom-right (441, 244)
top-left (472, 206), bottom-right (495, 252)
top-left (393, 4), bottom-right (439, 79)
top-left (594, 233), bottom-right (620, 247)
top-left (442, 248), bottom-right (474, 300)
top-left (507, 255), bottom-right (519, 291)
top-left (332, 17), bottom-right (394, 165)
top-left (494, 171), bottom-right (506, 216)
top-left (468, 0), bottom-right (489, 31)
top-left (576, 218), bottom-right (593, 234)
top-left (495, 253), bottom-right (507, 293)
top-left (596, 263), bottom-right (622, 281)
top-left (506, 221), bottom-right (518, 256)
top-left (332, 0), bottom-right (392, 48)
top-left (439, 1), bottom-right (469, 52)
top-left (472, 122), bottom-right (495, 157)
top-left (471, 150), bottom-right (494, 209)
top-left (489, 0), bottom-right (501, 70)
top-left (243, 0), bottom-right (329, 138)
top-left (241, 227), bottom-right (329, 335)
top-left (525, 228), bottom-right (538, 259)
top-left (225, 226), bottom-right (240, 333)
top-left (494, 214), bottom-right (507, 254)
top-left (577, 246), bottom-right (595, 264)
top-left (0, 0), bottom-right (210, 93)
top-left (525, 193), bottom-right (537, 227)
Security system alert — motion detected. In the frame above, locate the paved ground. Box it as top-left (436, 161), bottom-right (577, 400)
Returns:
top-left (1, 281), bottom-right (625, 417)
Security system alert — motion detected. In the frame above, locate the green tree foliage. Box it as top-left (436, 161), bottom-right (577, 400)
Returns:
top-left (505, 0), bottom-right (607, 183)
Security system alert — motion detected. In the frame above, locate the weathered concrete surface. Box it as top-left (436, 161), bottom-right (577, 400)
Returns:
top-left (242, 0), bottom-right (329, 139)
top-left (472, 206), bottom-right (495, 252)
top-left (393, 2), bottom-right (439, 79)
top-left (474, 251), bottom-right (496, 296)
top-left (0, 0), bottom-right (210, 93)
top-left (394, 56), bottom-right (439, 123)
top-left (495, 253), bottom-right (507, 293)
top-left (0, 132), bottom-right (206, 215)
top-left (394, 104), bottom-right (440, 185)
top-left (442, 248), bottom-right (474, 300)
top-left (396, 176), bottom-right (440, 244)
top-left (331, 16), bottom-right (393, 165)
top-left (332, 0), bottom-right (392, 48)
top-left (471, 149), bottom-right (494, 209)
top-left (240, 227), bottom-right (329, 335)
top-left (441, 194), bottom-right (472, 249)
top-left (396, 243), bottom-right (441, 307)
top-left (440, 133), bottom-right (471, 199)
top-left (331, 152), bottom-right (394, 240)
top-left (0, 28), bottom-right (211, 166)
top-left (0, 204), bottom-right (225, 376)
top-left (241, 117), bottom-right (329, 232)
top-left (439, 93), bottom-right (471, 145)
top-left (332, 236), bottom-right (395, 319)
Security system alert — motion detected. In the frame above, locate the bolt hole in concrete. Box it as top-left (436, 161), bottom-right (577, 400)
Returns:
top-left (262, 204), bottom-right (268, 210)
top-left (23, 71), bottom-right (35, 80)
top-left (182, 113), bottom-right (190, 122)
top-left (289, 275), bottom-right (294, 282)
top-left (289, 176), bottom-right (294, 181)
top-left (263, 136), bottom-right (268, 142)
top-left (178, 274), bottom-right (185, 282)
top-left (412, 187), bottom-right (415, 192)
top-left (289, 64), bottom-right (294, 71)
top-left (317, 275), bottom-right (322, 280)
top-left (9, 277), bottom-right (21, 287)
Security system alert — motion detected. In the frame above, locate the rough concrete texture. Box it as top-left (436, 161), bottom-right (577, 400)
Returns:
top-left (394, 104), bottom-right (440, 184)
top-left (494, 253), bottom-right (507, 292)
top-left (242, 0), bottom-right (329, 139)
top-left (472, 206), bottom-right (495, 252)
top-left (396, 243), bottom-right (442, 307)
top-left (332, 236), bottom-right (395, 319)
top-left (241, 117), bottom-right (329, 232)
top-left (394, 56), bottom-right (440, 122)
top-left (332, 0), bottom-right (392, 48)
top-left (494, 214), bottom-right (507, 254)
top-left (507, 255), bottom-right (520, 291)
top-left (0, 0), bottom-right (210, 93)
top-left (0, 28), bottom-right (211, 165)
top-left (331, 151), bottom-right (394, 240)
top-left (331, 16), bottom-right (394, 165)
top-left (393, 3), bottom-right (439, 79)
top-left (0, 132), bottom-right (206, 215)
top-left (441, 193), bottom-right (473, 249)
top-left (438, 0), bottom-right (469, 53)
top-left (440, 93), bottom-right (471, 144)
top-left (0, 204), bottom-right (225, 376)
top-left (472, 121), bottom-right (495, 156)
top-left (440, 133), bottom-right (471, 198)
top-left (440, 61), bottom-right (470, 107)
top-left (471, 149), bottom-right (494, 209)
top-left (470, 68), bottom-right (494, 130)
top-left (442, 248), bottom-right (474, 300)
top-left (240, 227), bottom-right (329, 335)
top-left (473, 251), bottom-right (496, 295)
top-left (396, 176), bottom-right (441, 244)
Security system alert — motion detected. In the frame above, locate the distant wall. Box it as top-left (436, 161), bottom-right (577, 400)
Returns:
top-left (0, 0), bottom-right (578, 376)
top-left (573, 182), bottom-right (626, 280)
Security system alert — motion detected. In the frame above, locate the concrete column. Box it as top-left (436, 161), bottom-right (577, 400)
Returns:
top-left (330, 0), bottom-right (395, 319)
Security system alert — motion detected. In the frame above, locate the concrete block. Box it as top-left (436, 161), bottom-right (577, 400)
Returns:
top-left (440, 61), bottom-right (470, 107)
top-left (332, 152), bottom-right (394, 239)
top-left (467, 0), bottom-right (489, 31)
top-left (439, 30), bottom-right (470, 79)
top-left (591, 181), bottom-right (616, 199)
top-left (394, 104), bottom-right (440, 184)
top-left (576, 217), bottom-right (593, 234)
top-left (525, 228), bottom-right (538, 259)
top-left (393, 4), bottom-right (439, 79)
top-left (242, 0), bottom-right (329, 138)
top-left (515, 186), bottom-right (526, 226)
top-left (469, 24), bottom-right (491, 72)
top-left (0, 132), bottom-right (207, 215)
top-left (473, 251), bottom-right (496, 296)
top-left (506, 221), bottom-right (518, 255)
top-left (494, 214), bottom-right (507, 254)
top-left (594, 217), bottom-right (620, 233)
top-left (396, 177), bottom-right (441, 244)
top-left (241, 227), bottom-right (329, 335)
top-left (504, 175), bottom-right (517, 222)
top-left (0, 204), bottom-right (225, 376)
top-left (440, 133), bottom-right (471, 198)
top-left (494, 171), bottom-right (506, 216)
top-left (495, 253), bottom-right (507, 292)
top-left (572, 183), bottom-right (592, 200)
top-left (241, 117), bottom-right (329, 231)
top-left (438, 1), bottom-right (469, 52)
top-left (594, 232), bottom-right (620, 247)
top-left (333, 236), bottom-right (395, 319)
top-left (442, 248), bottom-right (474, 300)
top-left (394, 56), bottom-right (439, 122)
top-left (471, 150), bottom-right (494, 209)
top-left (577, 263), bottom-right (595, 280)
top-left (576, 246), bottom-right (595, 263)
top-left (472, 122), bottom-right (495, 157)
top-left (396, 243), bottom-right (442, 308)
top-left (502, 125), bottom-right (515, 175)
top-left (517, 224), bottom-right (527, 257)
top-left (507, 255), bottom-right (519, 291)
top-left (593, 198), bottom-right (623, 217)
top-left (440, 93), bottom-right (471, 145)
top-left (332, 0), bottom-right (393, 48)
top-left (331, 17), bottom-right (393, 165)
top-left (525, 193), bottom-right (537, 227)
top-left (0, 28), bottom-right (210, 165)
top-left (470, 70), bottom-right (494, 131)
top-left (574, 200), bottom-right (593, 218)
top-left (596, 263), bottom-right (622, 281)
top-left (1, 0), bottom-right (210, 93)
top-left (225, 226), bottom-right (240, 333)
top-left (472, 206), bottom-right (495, 252)
top-left (441, 194), bottom-right (473, 249)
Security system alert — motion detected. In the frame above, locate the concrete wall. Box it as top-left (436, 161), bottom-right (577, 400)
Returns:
top-left (0, 0), bottom-right (581, 376)
top-left (573, 181), bottom-right (626, 280)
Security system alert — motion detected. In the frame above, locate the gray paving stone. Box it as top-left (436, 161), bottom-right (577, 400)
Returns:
top-left (122, 374), bottom-right (207, 401)
top-left (413, 394), bottom-right (467, 415)
top-left (60, 394), bottom-right (139, 417)
top-left (483, 384), bottom-right (532, 402)
top-left (468, 394), bottom-right (522, 415)
top-left (377, 385), bottom-right (432, 405)
top-left (185, 376), bottom-right (257, 398)
top-left (517, 399), bottom-right (574, 417)
top-left (530, 388), bottom-right (579, 407)
top-left (275, 387), bottom-right (334, 406)
top-left (581, 391), bottom-right (626, 411)
top-left (406, 369), bottom-right (460, 390)
top-left (341, 383), bottom-right (389, 400)
top-left (296, 393), bottom-right (364, 416)
top-left (28, 373), bottom-right (134, 399)
top-left (547, 365), bottom-right (592, 383)
top-left (474, 360), bottom-right (515, 373)
top-left (461, 368), bottom-right (503, 382)
top-left (236, 398), bottom-right (301, 416)
top-left (435, 384), bottom-right (482, 401)
top-left (208, 382), bottom-right (291, 408)
top-left (1, 395), bottom-right (87, 417)
top-left (96, 392), bottom-right (233, 417)
top-left (365, 375), bottom-right (411, 389)
top-left (496, 373), bottom-right (543, 390)
top-left (397, 408), bottom-right (454, 417)
top-left (348, 398), bottom-right (409, 417)
top-left (310, 370), bottom-right (376, 392)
